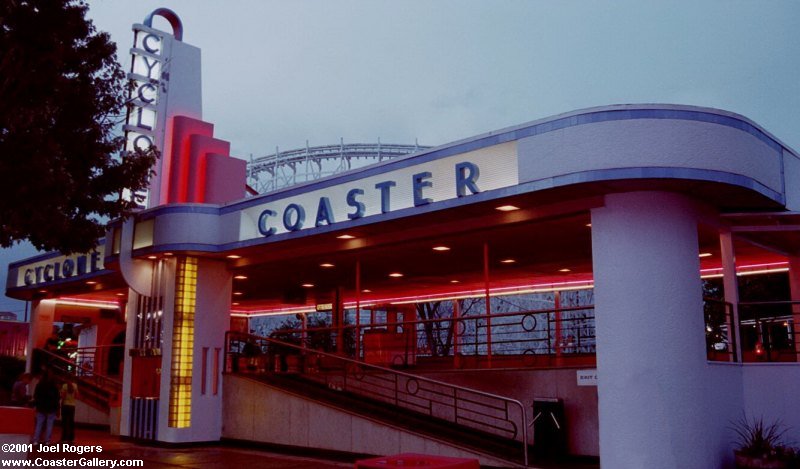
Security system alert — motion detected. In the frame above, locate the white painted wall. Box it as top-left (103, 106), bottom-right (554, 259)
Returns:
top-left (222, 374), bottom-right (514, 467)
top-left (518, 118), bottom-right (783, 197)
top-left (416, 368), bottom-right (599, 457)
top-left (741, 364), bottom-right (800, 443)
top-left (783, 150), bottom-right (800, 211)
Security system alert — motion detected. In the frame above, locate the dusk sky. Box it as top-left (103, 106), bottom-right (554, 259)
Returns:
top-left (2, 0), bottom-right (799, 314)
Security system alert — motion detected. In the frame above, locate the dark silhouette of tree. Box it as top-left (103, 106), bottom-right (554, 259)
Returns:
top-left (0, 0), bottom-right (156, 253)
top-left (416, 299), bottom-right (480, 357)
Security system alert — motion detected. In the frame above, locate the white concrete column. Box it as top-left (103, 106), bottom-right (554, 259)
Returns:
top-left (157, 257), bottom-right (231, 443)
top-left (591, 192), bottom-right (713, 469)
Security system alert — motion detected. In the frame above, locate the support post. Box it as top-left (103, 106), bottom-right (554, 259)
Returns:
top-left (591, 192), bottom-right (715, 468)
top-left (720, 230), bottom-right (742, 362)
top-left (355, 260), bottom-right (361, 360)
top-left (789, 256), bottom-right (800, 358)
top-left (483, 242), bottom-right (492, 367)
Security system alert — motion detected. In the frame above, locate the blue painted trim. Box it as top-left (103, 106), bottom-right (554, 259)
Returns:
top-left (8, 251), bottom-right (63, 269)
top-left (132, 243), bottom-right (221, 255)
top-left (137, 205), bottom-right (221, 221)
top-left (179, 167), bottom-right (778, 254)
top-left (220, 107), bottom-right (786, 214)
top-left (523, 167), bottom-right (784, 204)
top-left (8, 238), bottom-right (106, 269)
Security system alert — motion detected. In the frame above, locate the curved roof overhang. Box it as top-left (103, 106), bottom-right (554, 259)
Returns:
top-left (9, 104), bottom-right (799, 299)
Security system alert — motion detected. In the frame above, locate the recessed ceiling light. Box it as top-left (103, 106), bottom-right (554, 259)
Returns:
top-left (362, 289), bottom-right (372, 293)
top-left (337, 234), bottom-right (356, 240)
top-left (559, 268), bottom-right (572, 272)
top-left (389, 272), bottom-right (404, 278)
top-left (226, 255), bottom-right (241, 259)
top-left (232, 302), bottom-right (240, 306)
top-left (86, 281), bottom-right (97, 285)
top-left (496, 205), bottom-right (520, 212)
top-left (38, 290), bottom-right (47, 294)
top-left (699, 252), bottom-right (713, 258)
top-left (432, 246), bottom-right (451, 251)
top-left (320, 263), bottom-right (335, 268)
top-left (450, 280), bottom-right (460, 284)
top-left (234, 275), bottom-right (248, 280)
top-left (147, 255), bottom-right (158, 260)
top-left (500, 259), bottom-right (516, 264)
top-left (301, 283), bottom-right (315, 288)
top-left (585, 223), bottom-right (592, 227)
top-left (233, 292), bottom-right (243, 296)
top-left (164, 252), bottom-right (173, 256)
top-left (116, 293), bottom-right (125, 297)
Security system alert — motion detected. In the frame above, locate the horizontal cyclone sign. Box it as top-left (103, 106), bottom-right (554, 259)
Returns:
top-left (15, 245), bottom-right (105, 288)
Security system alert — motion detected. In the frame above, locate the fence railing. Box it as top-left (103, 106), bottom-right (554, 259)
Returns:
top-left (259, 306), bottom-right (596, 369)
top-left (33, 347), bottom-right (123, 411)
top-left (704, 298), bottom-right (737, 362)
top-left (225, 331), bottom-right (530, 466)
top-left (738, 301), bottom-right (798, 363)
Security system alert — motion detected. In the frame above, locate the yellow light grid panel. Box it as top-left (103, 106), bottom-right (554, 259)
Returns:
top-left (168, 256), bottom-right (198, 428)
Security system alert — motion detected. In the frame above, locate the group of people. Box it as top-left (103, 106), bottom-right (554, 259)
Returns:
top-left (11, 370), bottom-right (79, 445)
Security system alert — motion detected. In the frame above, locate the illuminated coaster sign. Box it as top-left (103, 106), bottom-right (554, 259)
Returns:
top-left (17, 246), bottom-right (105, 287)
top-left (239, 142), bottom-right (520, 240)
top-left (123, 24), bottom-right (167, 208)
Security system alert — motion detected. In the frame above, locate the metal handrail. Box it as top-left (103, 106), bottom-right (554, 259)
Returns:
top-left (34, 348), bottom-right (122, 408)
top-left (703, 298), bottom-right (737, 362)
top-left (266, 305), bottom-right (596, 364)
top-left (737, 300), bottom-right (798, 362)
top-left (225, 331), bottom-right (530, 466)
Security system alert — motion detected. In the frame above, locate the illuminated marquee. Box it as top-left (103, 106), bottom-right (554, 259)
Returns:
top-left (239, 141), bottom-right (520, 241)
top-left (257, 162), bottom-right (481, 236)
top-left (17, 246), bottom-right (105, 287)
top-left (123, 26), bottom-right (168, 208)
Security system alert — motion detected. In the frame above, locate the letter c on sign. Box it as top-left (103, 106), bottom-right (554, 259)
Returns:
top-left (142, 33), bottom-right (162, 54)
top-left (258, 209), bottom-right (277, 236)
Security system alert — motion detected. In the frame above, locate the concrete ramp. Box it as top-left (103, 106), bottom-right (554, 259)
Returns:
top-left (222, 374), bottom-right (522, 467)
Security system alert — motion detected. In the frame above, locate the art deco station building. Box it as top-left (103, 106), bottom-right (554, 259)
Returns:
top-left (6, 9), bottom-right (800, 469)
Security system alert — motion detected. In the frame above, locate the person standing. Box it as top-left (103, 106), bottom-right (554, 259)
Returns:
top-left (59, 378), bottom-right (78, 443)
top-left (31, 372), bottom-right (59, 445)
top-left (10, 373), bottom-right (32, 406)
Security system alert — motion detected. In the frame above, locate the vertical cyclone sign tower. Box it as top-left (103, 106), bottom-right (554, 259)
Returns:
top-left (118, 9), bottom-right (236, 444)
top-left (123, 8), bottom-right (202, 208)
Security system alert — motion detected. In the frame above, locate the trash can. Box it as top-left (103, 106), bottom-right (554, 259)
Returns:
top-left (532, 398), bottom-right (567, 458)
top-left (355, 453), bottom-right (479, 468)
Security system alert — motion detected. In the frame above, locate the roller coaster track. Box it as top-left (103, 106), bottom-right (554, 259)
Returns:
top-left (247, 140), bottom-right (430, 194)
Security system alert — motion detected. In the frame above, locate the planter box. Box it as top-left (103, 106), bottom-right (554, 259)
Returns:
top-left (735, 452), bottom-right (788, 469)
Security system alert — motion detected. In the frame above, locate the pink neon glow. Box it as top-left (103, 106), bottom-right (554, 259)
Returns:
top-left (230, 261), bottom-right (791, 317)
top-left (371, 279), bottom-right (594, 305)
top-left (230, 279), bottom-right (594, 316)
top-left (700, 261), bottom-right (788, 273)
top-left (55, 297), bottom-right (121, 308)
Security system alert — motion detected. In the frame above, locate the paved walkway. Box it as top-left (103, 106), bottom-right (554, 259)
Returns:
top-left (23, 427), bottom-right (598, 469)
top-left (27, 428), bottom-right (350, 469)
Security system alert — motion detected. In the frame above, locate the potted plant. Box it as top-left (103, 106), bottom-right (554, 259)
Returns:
top-left (731, 415), bottom-right (796, 469)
